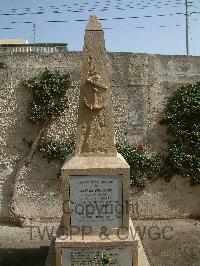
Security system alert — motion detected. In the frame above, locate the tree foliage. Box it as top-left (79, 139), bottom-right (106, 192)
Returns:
top-left (117, 143), bottom-right (162, 189)
top-left (26, 69), bottom-right (70, 124)
top-left (161, 83), bottom-right (200, 185)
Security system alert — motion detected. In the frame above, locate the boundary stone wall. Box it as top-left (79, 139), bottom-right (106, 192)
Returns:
top-left (0, 51), bottom-right (200, 221)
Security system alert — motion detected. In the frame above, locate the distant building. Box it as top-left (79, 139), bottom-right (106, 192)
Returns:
top-left (0, 39), bottom-right (28, 45)
top-left (0, 42), bottom-right (68, 54)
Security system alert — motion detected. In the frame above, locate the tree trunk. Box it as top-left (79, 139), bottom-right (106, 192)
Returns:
top-left (9, 123), bottom-right (47, 226)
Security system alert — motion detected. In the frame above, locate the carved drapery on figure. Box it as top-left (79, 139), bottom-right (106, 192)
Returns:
top-left (84, 54), bottom-right (108, 111)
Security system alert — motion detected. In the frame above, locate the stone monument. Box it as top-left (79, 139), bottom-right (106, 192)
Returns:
top-left (46, 15), bottom-right (150, 266)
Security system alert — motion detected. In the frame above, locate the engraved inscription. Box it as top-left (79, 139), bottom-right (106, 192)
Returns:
top-left (61, 246), bottom-right (133, 266)
top-left (69, 175), bottom-right (123, 228)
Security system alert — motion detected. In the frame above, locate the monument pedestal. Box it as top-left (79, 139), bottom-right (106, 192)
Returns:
top-left (61, 153), bottom-right (130, 232)
top-left (54, 154), bottom-right (150, 265)
top-left (53, 219), bottom-right (149, 266)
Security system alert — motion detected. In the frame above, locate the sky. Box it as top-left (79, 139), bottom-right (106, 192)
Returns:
top-left (0, 0), bottom-right (200, 55)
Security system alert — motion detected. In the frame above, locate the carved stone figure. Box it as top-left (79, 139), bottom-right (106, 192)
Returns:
top-left (84, 54), bottom-right (108, 111)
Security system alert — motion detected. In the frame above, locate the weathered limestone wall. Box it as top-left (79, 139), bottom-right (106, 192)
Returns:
top-left (0, 51), bottom-right (200, 221)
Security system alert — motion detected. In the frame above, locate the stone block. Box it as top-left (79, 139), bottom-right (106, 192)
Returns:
top-left (61, 153), bottom-right (130, 231)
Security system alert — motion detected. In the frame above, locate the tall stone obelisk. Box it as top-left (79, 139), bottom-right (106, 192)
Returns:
top-left (45, 16), bottom-right (150, 266)
top-left (75, 16), bottom-right (117, 156)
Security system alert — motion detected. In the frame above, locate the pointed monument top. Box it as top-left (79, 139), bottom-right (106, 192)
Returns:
top-left (75, 15), bottom-right (116, 157)
top-left (86, 15), bottom-right (103, 31)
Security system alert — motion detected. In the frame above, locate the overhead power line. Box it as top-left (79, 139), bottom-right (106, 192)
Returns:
top-left (0, 23), bottom-right (185, 31)
top-left (0, 0), bottom-right (190, 16)
top-left (4, 11), bottom-right (187, 25)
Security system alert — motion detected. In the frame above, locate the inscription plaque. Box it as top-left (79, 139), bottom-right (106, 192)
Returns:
top-left (61, 246), bottom-right (133, 266)
top-left (69, 175), bottom-right (123, 228)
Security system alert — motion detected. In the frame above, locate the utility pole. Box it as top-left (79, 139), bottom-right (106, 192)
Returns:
top-left (33, 23), bottom-right (36, 44)
top-left (185, 0), bottom-right (189, 55)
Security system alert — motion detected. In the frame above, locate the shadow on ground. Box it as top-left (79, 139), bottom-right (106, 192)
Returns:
top-left (0, 247), bottom-right (48, 266)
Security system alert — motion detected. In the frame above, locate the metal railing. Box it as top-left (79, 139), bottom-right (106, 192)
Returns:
top-left (0, 43), bottom-right (68, 54)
